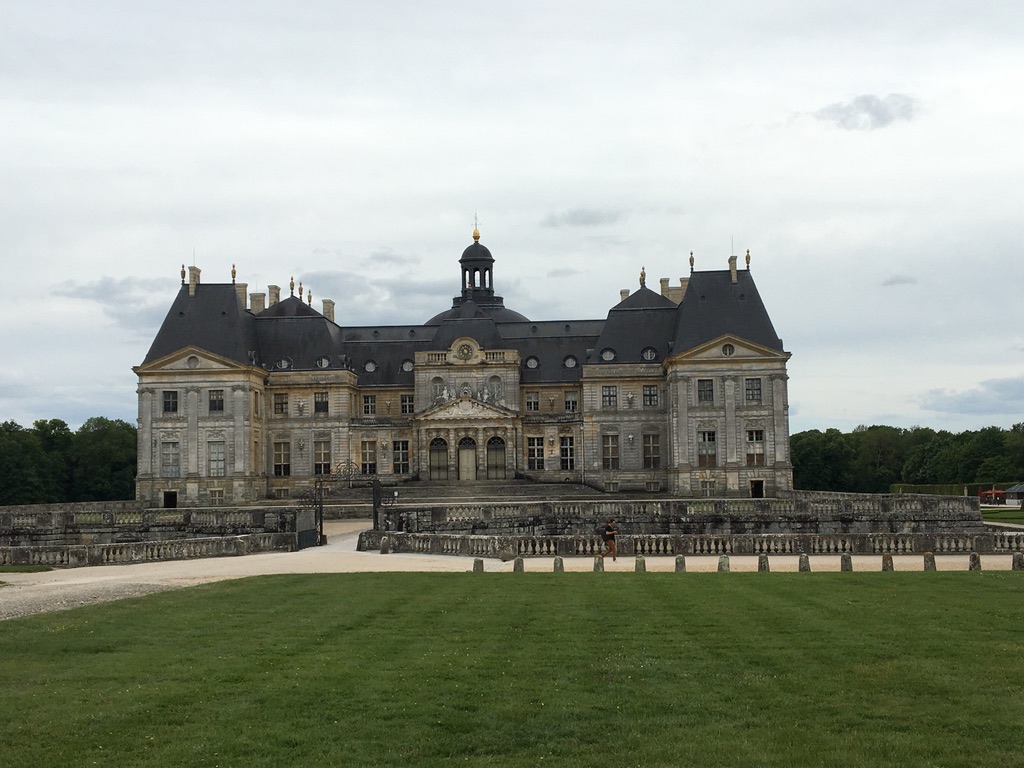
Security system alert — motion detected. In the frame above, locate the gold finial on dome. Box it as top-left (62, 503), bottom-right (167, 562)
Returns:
top-left (639, 266), bottom-right (646, 288)
top-left (181, 264), bottom-right (186, 284)
top-left (746, 249), bottom-right (751, 270)
top-left (473, 212), bottom-right (480, 242)
top-left (689, 251), bottom-right (695, 273)
top-left (298, 281), bottom-right (303, 300)
top-left (231, 263), bottom-right (236, 284)
top-left (290, 276), bottom-right (295, 296)
top-left (307, 290), bottom-right (312, 306)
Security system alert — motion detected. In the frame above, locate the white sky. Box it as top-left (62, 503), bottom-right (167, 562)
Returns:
top-left (2, 0), bottom-right (1022, 434)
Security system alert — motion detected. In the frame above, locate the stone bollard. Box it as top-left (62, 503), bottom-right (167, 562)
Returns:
top-left (473, 558), bottom-right (484, 573)
top-left (1013, 552), bottom-right (1024, 571)
top-left (718, 555), bottom-right (730, 573)
top-left (379, 535), bottom-right (391, 555)
top-left (635, 555), bottom-right (646, 573)
top-left (758, 554), bottom-right (770, 572)
top-left (969, 552), bottom-right (982, 571)
top-left (798, 553), bottom-right (811, 572)
top-left (553, 557), bottom-right (564, 572)
top-left (594, 556), bottom-right (604, 572)
top-left (840, 553), bottom-right (853, 572)
top-left (513, 556), bottom-right (525, 572)
top-left (881, 553), bottom-right (894, 572)
top-left (923, 552), bottom-right (936, 572)
top-left (675, 555), bottom-right (686, 573)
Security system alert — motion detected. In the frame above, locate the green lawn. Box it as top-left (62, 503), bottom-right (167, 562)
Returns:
top-left (982, 506), bottom-right (1024, 526)
top-left (2, 573), bottom-right (1023, 767)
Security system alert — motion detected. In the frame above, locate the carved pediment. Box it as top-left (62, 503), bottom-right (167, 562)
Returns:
top-left (669, 335), bottom-right (790, 363)
top-left (134, 346), bottom-right (250, 374)
top-left (420, 396), bottom-right (517, 422)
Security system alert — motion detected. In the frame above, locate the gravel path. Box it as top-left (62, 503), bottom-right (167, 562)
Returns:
top-left (1, 521), bottom-right (1014, 621)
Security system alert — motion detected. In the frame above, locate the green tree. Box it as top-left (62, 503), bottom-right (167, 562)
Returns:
top-left (0, 421), bottom-right (47, 504)
top-left (70, 417), bottom-right (137, 501)
top-left (33, 418), bottom-right (74, 501)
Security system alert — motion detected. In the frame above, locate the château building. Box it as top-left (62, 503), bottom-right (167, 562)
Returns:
top-left (135, 229), bottom-right (792, 507)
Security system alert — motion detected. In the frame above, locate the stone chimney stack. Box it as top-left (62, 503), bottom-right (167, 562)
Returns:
top-left (250, 292), bottom-right (266, 314)
top-left (619, 289), bottom-right (630, 302)
top-left (188, 266), bottom-right (201, 297)
top-left (659, 277), bottom-right (669, 296)
top-left (268, 285), bottom-right (280, 306)
top-left (728, 255), bottom-right (738, 284)
top-left (234, 282), bottom-right (248, 309)
top-left (322, 299), bottom-right (336, 323)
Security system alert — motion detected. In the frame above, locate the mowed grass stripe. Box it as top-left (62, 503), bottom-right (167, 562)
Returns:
top-left (2, 573), bottom-right (1023, 767)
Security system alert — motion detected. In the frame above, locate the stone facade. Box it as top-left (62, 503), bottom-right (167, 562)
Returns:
top-left (135, 232), bottom-right (793, 505)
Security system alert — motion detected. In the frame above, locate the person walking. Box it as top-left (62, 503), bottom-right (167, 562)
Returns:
top-left (601, 518), bottom-right (619, 561)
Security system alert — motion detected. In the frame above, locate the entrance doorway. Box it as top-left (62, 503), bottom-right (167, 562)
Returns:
top-left (429, 438), bottom-right (449, 480)
top-left (486, 436), bottom-right (506, 479)
top-left (458, 437), bottom-right (477, 481)
top-left (750, 480), bottom-right (765, 499)
top-left (163, 491), bottom-right (178, 509)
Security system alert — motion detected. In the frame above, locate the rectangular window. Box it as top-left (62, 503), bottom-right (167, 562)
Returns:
top-left (698, 430), bottom-right (717, 467)
top-left (602, 434), bottom-right (620, 470)
top-left (401, 394), bottom-right (414, 415)
top-left (162, 391), bottom-right (178, 414)
top-left (209, 389), bottom-right (224, 413)
top-left (643, 385), bottom-right (659, 408)
top-left (700, 479), bottom-right (716, 497)
top-left (697, 379), bottom-right (714, 404)
top-left (745, 378), bottom-right (762, 404)
top-left (564, 391), bottom-right (578, 413)
top-left (525, 392), bottom-right (539, 412)
top-left (746, 429), bottom-right (765, 466)
top-left (314, 439), bottom-right (331, 475)
top-left (274, 393), bottom-right (289, 415)
top-left (527, 436), bottom-right (544, 471)
top-left (560, 436), bottom-right (575, 471)
top-left (363, 395), bottom-right (376, 416)
top-left (208, 441), bottom-right (226, 477)
top-left (209, 489), bottom-right (225, 506)
top-left (161, 441), bottom-right (180, 478)
top-left (314, 391), bottom-right (329, 414)
top-left (253, 391), bottom-right (260, 417)
top-left (643, 434), bottom-right (660, 470)
top-left (602, 385), bottom-right (618, 409)
top-left (273, 441), bottom-right (291, 476)
top-left (393, 440), bottom-right (410, 475)
top-left (361, 441), bottom-right (377, 475)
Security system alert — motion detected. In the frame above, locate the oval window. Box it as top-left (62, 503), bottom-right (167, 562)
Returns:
top-left (563, 355), bottom-right (577, 369)
top-left (641, 347), bottom-right (657, 361)
top-left (364, 360), bottom-right (377, 372)
top-left (316, 356), bottom-right (331, 368)
top-left (525, 357), bottom-right (539, 369)
top-left (722, 344), bottom-right (735, 357)
top-left (401, 359), bottom-right (414, 372)
top-left (600, 348), bottom-right (616, 362)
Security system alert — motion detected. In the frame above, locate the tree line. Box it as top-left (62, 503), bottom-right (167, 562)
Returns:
top-left (791, 424), bottom-right (1024, 494)
top-left (0, 418), bottom-right (136, 505)
top-left (2, 418), bottom-right (1023, 505)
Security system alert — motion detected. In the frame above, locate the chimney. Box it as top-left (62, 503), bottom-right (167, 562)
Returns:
top-left (234, 282), bottom-right (248, 309)
top-left (188, 266), bottom-right (201, 297)
top-left (619, 289), bottom-right (630, 302)
top-left (268, 285), bottom-right (281, 305)
top-left (728, 255), bottom-right (738, 284)
top-left (322, 299), bottom-right (336, 323)
top-left (659, 277), bottom-right (669, 296)
top-left (250, 292), bottom-right (266, 314)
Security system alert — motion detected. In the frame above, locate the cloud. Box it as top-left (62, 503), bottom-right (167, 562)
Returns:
top-left (882, 274), bottom-right (916, 287)
top-left (51, 276), bottom-right (171, 336)
top-left (815, 94), bottom-right (919, 130)
top-left (920, 377), bottom-right (1024, 415)
top-left (541, 208), bottom-right (628, 228)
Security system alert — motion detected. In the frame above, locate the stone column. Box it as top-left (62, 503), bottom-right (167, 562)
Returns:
top-left (186, 387), bottom-right (200, 476)
top-left (232, 385), bottom-right (246, 475)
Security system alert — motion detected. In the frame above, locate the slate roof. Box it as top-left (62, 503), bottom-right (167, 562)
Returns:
top-left (673, 269), bottom-right (784, 353)
top-left (142, 240), bottom-right (786, 381)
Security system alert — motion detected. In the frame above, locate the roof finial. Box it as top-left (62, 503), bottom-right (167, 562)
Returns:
top-left (231, 263), bottom-right (236, 284)
top-left (290, 276), bottom-right (295, 296)
top-left (639, 266), bottom-right (646, 288)
top-left (181, 264), bottom-right (186, 284)
top-left (307, 289), bottom-right (312, 306)
top-left (298, 280), bottom-right (303, 300)
top-left (746, 249), bottom-right (751, 270)
top-left (473, 213), bottom-right (480, 242)
top-left (689, 251), bottom-right (694, 273)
